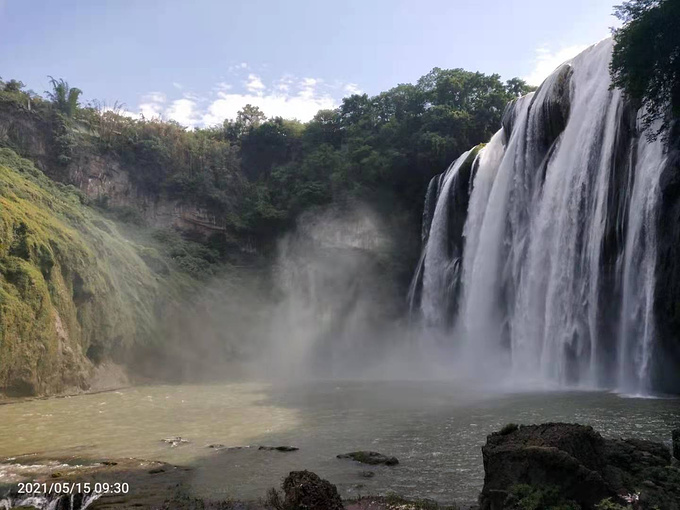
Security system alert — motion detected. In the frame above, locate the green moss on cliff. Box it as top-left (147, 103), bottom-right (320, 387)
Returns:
top-left (0, 148), bottom-right (196, 395)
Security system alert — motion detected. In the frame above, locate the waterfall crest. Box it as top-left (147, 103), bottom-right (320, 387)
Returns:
top-left (411, 39), bottom-right (672, 393)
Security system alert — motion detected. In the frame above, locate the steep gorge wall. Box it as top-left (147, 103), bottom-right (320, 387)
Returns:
top-left (0, 148), bottom-right (201, 396)
top-left (0, 100), bottom-right (230, 238)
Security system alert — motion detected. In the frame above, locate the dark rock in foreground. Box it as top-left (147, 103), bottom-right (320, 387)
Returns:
top-left (278, 470), bottom-right (344, 510)
top-left (480, 422), bottom-right (679, 510)
top-left (673, 428), bottom-right (679, 461)
top-left (259, 445), bottom-right (299, 452)
top-left (337, 451), bottom-right (399, 466)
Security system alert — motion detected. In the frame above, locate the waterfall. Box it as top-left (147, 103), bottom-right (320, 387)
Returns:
top-left (411, 39), bottom-right (672, 394)
top-left (618, 123), bottom-right (667, 393)
top-left (420, 150), bottom-right (472, 328)
top-left (0, 493), bottom-right (100, 509)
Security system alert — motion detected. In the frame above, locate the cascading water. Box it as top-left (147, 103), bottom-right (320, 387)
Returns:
top-left (412, 39), bottom-right (672, 394)
top-left (618, 123), bottom-right (667, 393)
top-left (0, 493), bottom-right (100, 510)
top-left (420, 150), bottom-right (472, 328)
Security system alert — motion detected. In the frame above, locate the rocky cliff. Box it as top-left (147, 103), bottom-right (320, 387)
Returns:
top-left (0, 99), bottom-right (233, 238)
top-left (480, 423), bottom-right (680, 510)
top-left (0, 147), bottom-right (219, 395)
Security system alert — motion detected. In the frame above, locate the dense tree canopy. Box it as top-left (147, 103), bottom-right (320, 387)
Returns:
top-left (610, 0), bottom-right (680, 137)
top-left (233, 69), bottom-right (533, 235)
top-left (0, 69), bottom-right (534, 249)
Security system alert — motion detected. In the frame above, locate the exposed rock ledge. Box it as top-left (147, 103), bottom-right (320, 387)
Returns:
top-left (480, 422), bottom-right (679, 510)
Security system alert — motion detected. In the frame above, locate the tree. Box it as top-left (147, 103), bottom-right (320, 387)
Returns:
top-left (240, 116), bottom-right (303, 180)
top-left (45, 76), bottom-right (83, 117)
top-left (2, 79), bottom-right (25, 93)
top-left (224, 104), bottom-right (267, 140)
top-left (610, 0), bottom-right (680, 137)
top-left (505, 78), bottom-right (535, 97)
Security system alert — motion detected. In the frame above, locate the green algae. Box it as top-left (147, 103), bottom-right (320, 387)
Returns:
top-left (0, 148), bottom-right (196, 395)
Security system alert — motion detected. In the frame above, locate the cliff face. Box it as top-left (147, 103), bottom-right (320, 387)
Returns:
top-left (654, 123), bottom-right (680, 392)
top-left (0, 100), bottom-right (230, 238)
top-left (0, 148), bottom-right (202, 396)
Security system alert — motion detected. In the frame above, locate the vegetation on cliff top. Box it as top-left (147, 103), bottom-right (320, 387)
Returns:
top-left (611, 0), bottom-right (680, 138)
top-left (0, 69), bottom-right (534, 247)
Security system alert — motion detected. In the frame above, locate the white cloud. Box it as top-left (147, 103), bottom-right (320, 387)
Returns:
top-left (145, 92), bottom-right (166, 104)
top-left (138, 91), bottom-right (166, 120)
top-left (215, 82), bottom-right (233, 91)
top-left (128, 74), bottom-right (358, 128)
top-left (202, 76), bottom-right (339, 125)
top-left (201, 91), bottom-right (336, 126)
top-left (166, 98), bottom-right (200, 127)
top-left (274, 75), bottom-right (295, 93)
top-left (101, 106), bottom-right (139, 119)
top-left (343, 83), bottom-right (362, 95)
top-left (228, 62), bottom-right (250, 73)
top-left (524, 44), bottom-right (589, 86)
top-left (245, 74), bottom-right (266, 93)
top-left (173, 82), bottom-right (183, 90)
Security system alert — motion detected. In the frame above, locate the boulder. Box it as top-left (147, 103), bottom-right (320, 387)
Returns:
top-left (281, 470), bottom-right (344, 510)
top-left (673, 428), bottom-right (680, 461)
top-left (337, 451), bottom-right (399, 466)
top-left (479, 423), bottom-right (678, 510)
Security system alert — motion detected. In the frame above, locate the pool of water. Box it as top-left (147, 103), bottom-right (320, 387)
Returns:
top-left (0, 381), bottom-right (677, 505)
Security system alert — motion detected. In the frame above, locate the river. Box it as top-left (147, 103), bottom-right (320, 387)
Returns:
top-left (0, 381), bottom-right (677, 505)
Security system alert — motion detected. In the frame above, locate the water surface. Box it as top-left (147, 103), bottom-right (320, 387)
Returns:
top-left (0, 381), bottom-right (677, 505)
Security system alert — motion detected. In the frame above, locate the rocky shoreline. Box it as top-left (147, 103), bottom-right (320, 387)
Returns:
top-left (0, 423), bottom-right (678, 510)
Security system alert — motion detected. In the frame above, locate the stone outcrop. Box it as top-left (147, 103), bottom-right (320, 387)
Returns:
top-left (0, 100), bottom-right (229, 238)
top-left (281, 470), bottom-right (344, 510)
top-left (480, 423), bottom-right (679, 510)
top-left (337, 451), bottom-right (399, 466)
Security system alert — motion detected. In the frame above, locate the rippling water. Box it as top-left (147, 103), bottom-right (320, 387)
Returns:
top-left (0, 381), bottom-right (677, 505)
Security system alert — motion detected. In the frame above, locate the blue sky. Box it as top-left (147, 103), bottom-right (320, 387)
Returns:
top-left (0, 0), bottom-right (619, 127)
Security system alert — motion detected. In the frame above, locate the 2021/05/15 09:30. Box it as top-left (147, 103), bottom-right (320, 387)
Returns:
top-left (17, 481), bottom-right (130, 494)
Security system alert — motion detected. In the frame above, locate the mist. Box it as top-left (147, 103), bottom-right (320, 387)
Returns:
top-left (128, 201), bottom-right (456, 384)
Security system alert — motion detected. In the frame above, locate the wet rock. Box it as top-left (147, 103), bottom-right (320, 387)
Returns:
top-left (148, 467), bottom-right (165, 474)
top-left (337, 451), bottom-right (399, 466)
top-left (161, 436), bottom-right (189, 447)
top-left (359, 470), bottom-right (375, 478)
top-left (673, 428), bottom-right (680, 461)
top-left (654, 126), bottom-right (680, 393)
top-left (281, 470), bottom-right (344, 510)
top-left (259, 445), bottom-right (299, 452)
top-left (100, 460), bottom-right (117, 466)
top-left (479, 422), bottom-right (678, 510)
top-left (206, 443), bottom-right (224, 449)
